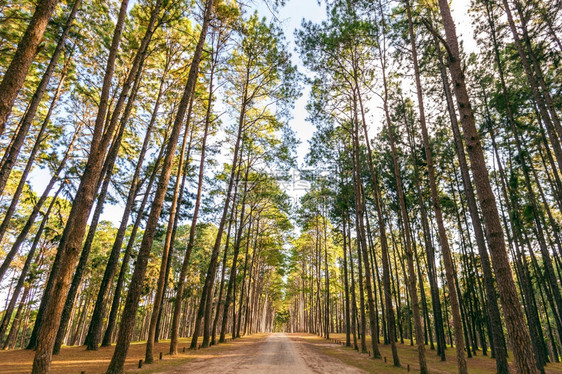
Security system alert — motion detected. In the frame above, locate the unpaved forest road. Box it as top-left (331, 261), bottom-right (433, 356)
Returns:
top-left (160, 333), bottom-right (365, 374)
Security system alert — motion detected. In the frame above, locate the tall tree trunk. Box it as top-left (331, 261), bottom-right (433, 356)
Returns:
top-left (434, 30), bottom-right (508, 370)
top-left (350, 105), bottom-right (380, 358)
top-left (197, 121), bottom-right (243, 348)
top-left (341, 205), bottom-right (351, 347)
top-left (218, 161), bottom-right (248, 344)
top-left (435, 2), bottom-right (539, 372)
top-left (190, 49), bottom-right (246, 350)
top-left (0, 52), bottom-right (71, 258)
top-left (488, 115), bottom-right (548, 371)
top-left (482, 3), bottom-right (560, 367)
top-left (144, 97), bottom-right (193, 364)
top-left (168, 49), bottom-right (215, 353)
top-left (323, 203), bottom-right (330, 339)
top-left (29, 1), bottom-right (130, 370)
top-left (0, 95), bottom-right (76, 284)
top-left (356, 92), bottom-right (399, 365)
top-left (377, 52), bottom-right (429, 373)
top-left (0, 183), bottom-right (62, 344)
top-left (69, 0), bottom-right (161, 354)
top-left (98, 68), bottom-right (167, 348)
top-left (106, 2), bottom-right (213, 372)
top-left (346, 213), bottom-right (358, 350)
top-left (215, 198), bottom-right (239, 344)
top-left (406, 2), bottom-right (464, 372)
top-left (0, 0), bottom-right (81, 196)
top-left (0, 0), bottom-right (60, 135)
top-left (75, 68), bottom-right (143, 353)
top-left (153, 124), bottom-right (195, 344)
top-left (102, 134), bottom-right (166, 347)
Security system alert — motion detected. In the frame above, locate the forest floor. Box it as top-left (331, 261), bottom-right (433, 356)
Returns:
top-left (1, 333), bottom-right (562, 373)
top-left (0, 335), bottom-right (264, 374)
top-left (323, 333), bottom-right (562, 373)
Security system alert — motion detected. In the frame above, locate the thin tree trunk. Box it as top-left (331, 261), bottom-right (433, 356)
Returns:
top-left (106, 2), bottom-right (213, 372)
top-left (144, 94), bottom-right (193, 364)
top-left (0, 102), bottom-right (77, 284)
top-left (29, 0), bottom-right (130, 370)
top-left (218, 162), bottom-right (248, 344)
top-left (168, 53), bottom-right (215, 353)
top-left (435, 2), bottom-right (539, 372)
top-left (0, 0), bottom-right (60, 135)
top-left (378, 49), bottom-right (429, 373)
top-left (323, 203), bottom-right (330, 339)
top-left (102, 136), bottom-right (166, 347)
top-left (0, 184), bottom-right (62, 343)
top-left (341, 214), bottom-right (351, 347)
top-left (0, 0), bottom-right (81, 196)
top-left (0, 52), bottom-right (71, 258)
top-left (357, 80), bottom-right (399, 367)
top-left (190, 43), bottom-right (246, 350)
top-left (215, 198), bottom-right (239, 344)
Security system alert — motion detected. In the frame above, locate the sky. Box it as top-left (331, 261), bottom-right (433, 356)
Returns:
top-left (254, 0), bottom-right (477, 165)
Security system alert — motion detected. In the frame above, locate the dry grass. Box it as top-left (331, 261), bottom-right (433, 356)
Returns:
top-left (0, 335), bottom-right (266, 374)
top-left (302, 333), bottom-right (562, 374)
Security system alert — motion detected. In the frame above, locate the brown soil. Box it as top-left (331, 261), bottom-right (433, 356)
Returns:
top-left (322, 333), bottom-right (562, 374)
top-left (159, 333), bottom-right (365, 374)
top-left (0, 336), bottom-right (257, 374)
top-left (3, 333), bottom-right (562, 374)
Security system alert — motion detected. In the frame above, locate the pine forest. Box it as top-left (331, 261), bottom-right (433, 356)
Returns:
top-left (0, 0), bottom-right (560, 373)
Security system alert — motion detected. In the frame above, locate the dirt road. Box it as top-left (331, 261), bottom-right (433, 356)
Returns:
top-left (160, 333), bottom-right (365, 374)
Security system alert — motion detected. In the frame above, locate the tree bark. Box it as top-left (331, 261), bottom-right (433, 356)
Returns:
top-left (435, 1), bottom-right (539, 372)
top-left (377, 37), bottom-right (429, 373)
top-left (29, 1), bottom-right (130, 370)
top-left (102, 133), bottom-right (167, 347)
top-left (0, 0), bottom-right (81, 196)
top-left (168, 47), bottom-right (215, 353)
top-left (356, 90), bottom-right (399, 365)
top-left (144, 92), bottom-right (193, 364)
top-left (0, 51), bottom-right (71, 259)
top-left (105, 2), bottom-right (213, 372)
top-left (0, 183), bottom-right (62, 344)
top-left (0, 0), bottom-right (60, 136)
